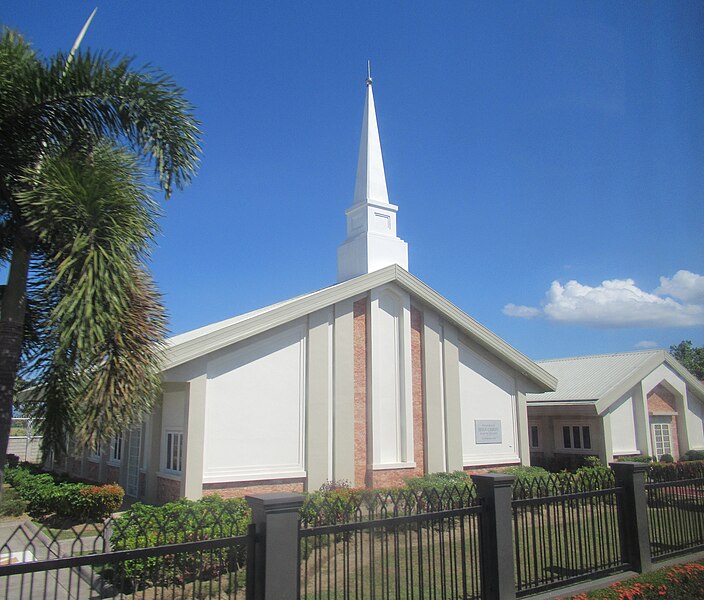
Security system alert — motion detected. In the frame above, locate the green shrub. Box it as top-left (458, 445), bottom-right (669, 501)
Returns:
top-left (5, 454), bottom-right (20, 468)
top-left (0, 487), bottom-right (27, 517)
top-left (5, 465), bottom-right (124, 521)
top-left (405, 470), bottom-right (472, 493)
top-left (108, 495), bottom-right (250, 591)
top-left (648, 460), bottom-right (704, 482)
top-left (680, 449), bottom-right (704, 462)
top-left (659, 453), bottom-right (675, 463)
top-left (490, 465), bottom-right (550, 482)
top-left (615, 454), bottom-right (653, 463)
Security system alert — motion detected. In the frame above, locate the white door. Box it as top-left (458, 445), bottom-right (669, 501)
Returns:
top-left (651, 421), bottom-right (673, 460)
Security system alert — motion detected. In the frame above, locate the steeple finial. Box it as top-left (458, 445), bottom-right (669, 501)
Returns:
top-left (366, 60), bottom-right (372, 86)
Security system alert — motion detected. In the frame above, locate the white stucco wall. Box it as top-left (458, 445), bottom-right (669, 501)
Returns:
top-left (609, 393), bottom-right (638, 455)
top-left (686, 393), bottom-right (704, 449)
top-left (202, 321), bottom-right (306, 483)
top-left (458, 342), bottom-right (519, 466)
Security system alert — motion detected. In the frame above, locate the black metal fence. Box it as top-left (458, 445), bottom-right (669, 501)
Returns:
top-left (646, 462), bottom-right (704, 560)
top-left (0, 504), bottom-right (254, 599)
top-left (4, 462), bottom-right (704, 600)
top-left (299, 485), bottom-right (483, 600)
top-left (512, 471), bottom-right (628, 597)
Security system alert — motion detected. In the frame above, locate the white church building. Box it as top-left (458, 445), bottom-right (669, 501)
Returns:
top-left (64, 75), bottom-right (558, 503)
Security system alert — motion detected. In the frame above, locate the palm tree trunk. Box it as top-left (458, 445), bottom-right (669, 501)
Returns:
top-left (0, 236), bottom-right (32, 497)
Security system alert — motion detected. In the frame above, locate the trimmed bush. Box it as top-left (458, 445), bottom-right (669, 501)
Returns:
top-left (659, 453), bottom-right (675, 463)
top-left (615, 454), bottom-right (653, 463)
top-left (489, 465), bottom-right (550, 482)
top-left (108, 495), bottom-right (250, 590)
top-left (680, 449), bottom-right (704, 462)
top-left (5, 465), bottom-right (124, 521)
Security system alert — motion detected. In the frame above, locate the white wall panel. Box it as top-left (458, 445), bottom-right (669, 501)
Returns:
top-left (686, 395), bottom-right (704, 449)
top-left (609, 393), bottom-right (638, 454)
top-left (458, 343), bottom-right (519, 465)
top-left (202, 322), bottom-right (306, 482)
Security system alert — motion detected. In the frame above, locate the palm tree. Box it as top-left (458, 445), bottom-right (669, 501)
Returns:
top-left (0, 29), bottom-right (201, 485)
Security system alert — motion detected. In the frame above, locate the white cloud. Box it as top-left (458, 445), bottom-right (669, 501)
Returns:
top-left (503, 271), bottom-right (704, 328)
top-left (502, 304), bottom-right (541, 318)
top-left (635, 340), bottom-right (659, 349)
top-left (654, 270), bottom-right (704, 304)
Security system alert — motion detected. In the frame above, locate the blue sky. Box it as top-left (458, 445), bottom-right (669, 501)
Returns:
top-left (4, 1), bottom-right (703, 360)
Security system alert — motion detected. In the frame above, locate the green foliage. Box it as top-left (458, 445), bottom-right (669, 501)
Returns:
top-left (108, 495), bottom-right (250, 590)
top-left (659, 453), bottom-right (674, 463)
top-left (615, 455), bottom-right (653, 463)
top-left (0, 27), bottom-right (201, 459)
top-left (569, 560), bottom-right (704, 599)
top-left (0, 486), bottom-right (27, 517)
top-left (404, 470), bottom-right (472, 493)
top-left (648, 460), bottom-right (704, 482)
top-left (490, 465), bottom-right (550, 482)
top-left (5, 465), bottom-right (123, 521)
top-left (669, 340), bottom-right (704, 380)
top-left (680, 449), bottom-right (704, 462)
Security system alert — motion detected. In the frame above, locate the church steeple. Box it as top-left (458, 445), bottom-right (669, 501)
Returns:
top-left (337, 67), bottom-right (409, 282)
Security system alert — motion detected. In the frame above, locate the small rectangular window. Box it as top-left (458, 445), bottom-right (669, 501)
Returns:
top-left (563, 426), bottom-right (571, 449)
top-left (89, 442), bottom-right (101, 460)
top-left (530, 425), bottom-right (539, 448)
top-left (166, 431), bottom-right (183, 473)
top-left (582, 427), bottom-right (591, 449)
top-left (110, 435), bottom-right (123, 463)
top-left (573, 426), bottom-right (582, 449)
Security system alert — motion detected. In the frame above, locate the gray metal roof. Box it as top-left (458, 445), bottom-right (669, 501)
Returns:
top-left (526, 350), bottom-right (663, 403)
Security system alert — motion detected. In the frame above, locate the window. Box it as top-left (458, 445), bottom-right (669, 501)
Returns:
top-left (652, 423), bottom-right (672, 459)
top-left (166, 431), bottom-right (183, 473)
top-left (562, 425), bottom-right (592, 450)
top-left (530, 425), bottom-right (540, 448)
top-left (110, 435), bottom-right (123, 463)
top-left (89, 442), bottom-right (101, 460)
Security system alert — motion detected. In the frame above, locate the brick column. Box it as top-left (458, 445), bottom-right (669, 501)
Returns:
top-left (246, 492), bottom-right (305, 600)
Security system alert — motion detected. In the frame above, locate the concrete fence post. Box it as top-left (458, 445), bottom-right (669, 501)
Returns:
top-left (246, 492), bottom-right (305, 600)
top-left (610, 462), bottom-right (652, 573)
top-left (472, 473), bottom-right (516, 600)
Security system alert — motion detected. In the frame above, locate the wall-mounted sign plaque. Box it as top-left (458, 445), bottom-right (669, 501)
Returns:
top-left (475, 420), bottom-right (502, 444)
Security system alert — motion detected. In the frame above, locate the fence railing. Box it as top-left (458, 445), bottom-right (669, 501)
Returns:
top-left (512, 472), bottom-right (628, 597)
top-left (3, 462), bottom-right (704, 600)
top-left (299, 485), bottom-right (484, 600)
top-left (646, 462), bottom-right (704, 560)
top-left (0, 503), bottom-right (254, 599)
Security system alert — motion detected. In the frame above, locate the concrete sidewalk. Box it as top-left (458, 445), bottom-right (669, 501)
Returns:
top-left (0, 519), bottom-right (103, 600)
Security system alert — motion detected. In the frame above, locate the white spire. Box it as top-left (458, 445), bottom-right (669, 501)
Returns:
top-left (337, 67), bottom-right (408, 282)
top-left (353, 65), bottom-right (389, 205)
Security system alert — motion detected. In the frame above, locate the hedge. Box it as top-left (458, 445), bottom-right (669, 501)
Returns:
top-left (107, 495), bottom-right (250, 590)
top-left (5, 465), bottom-right (123, 521)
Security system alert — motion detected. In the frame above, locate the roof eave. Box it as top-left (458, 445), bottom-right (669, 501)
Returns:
top-left (162, 264), bottom-right (557, 391)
